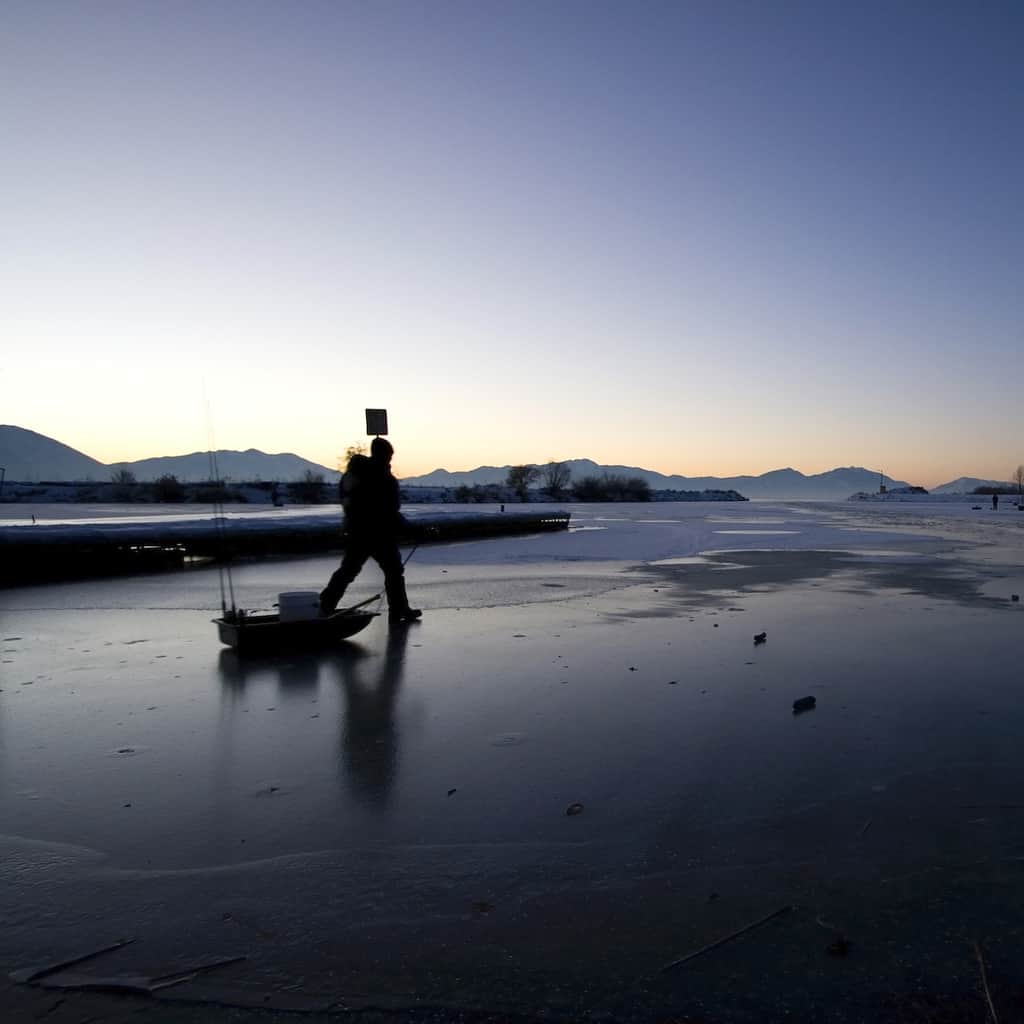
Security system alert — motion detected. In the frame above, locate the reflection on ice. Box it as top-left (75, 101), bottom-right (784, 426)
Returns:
top-left (216, 629), bottom-right (411, 812)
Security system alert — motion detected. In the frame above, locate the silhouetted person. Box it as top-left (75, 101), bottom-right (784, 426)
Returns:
top-left (319, 437), bottom-right (422, 625)
top-left (993, 493), bottom-right (999, 510)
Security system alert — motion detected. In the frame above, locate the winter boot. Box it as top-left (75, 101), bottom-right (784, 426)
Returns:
top-left (389, 607), bottom-right (422, 625)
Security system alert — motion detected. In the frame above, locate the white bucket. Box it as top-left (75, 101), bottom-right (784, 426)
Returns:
top-left (278, 591), bottom-right (321, 622)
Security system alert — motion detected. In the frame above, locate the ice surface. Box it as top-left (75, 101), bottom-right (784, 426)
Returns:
top-left (3, 500), bottom-right (1024, 1017)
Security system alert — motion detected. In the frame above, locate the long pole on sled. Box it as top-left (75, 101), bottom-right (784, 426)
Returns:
top-left (204, 391), bottom-right (235, 616)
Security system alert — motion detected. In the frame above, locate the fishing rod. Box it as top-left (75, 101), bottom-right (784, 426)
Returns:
top-left (345, 543), bottom-right (420, 615)
top-left (204, 395), bottom-right (236, 617)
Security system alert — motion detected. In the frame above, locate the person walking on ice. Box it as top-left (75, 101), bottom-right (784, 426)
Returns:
top-left (320, 437), bottom-right (422, 625)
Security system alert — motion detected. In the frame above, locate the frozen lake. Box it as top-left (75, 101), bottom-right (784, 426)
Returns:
top-left (3, 500), bottom-right (1024, 1020)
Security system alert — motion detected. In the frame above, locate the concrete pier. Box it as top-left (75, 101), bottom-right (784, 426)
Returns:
top-left (0, 508), bottom-right (571, 585)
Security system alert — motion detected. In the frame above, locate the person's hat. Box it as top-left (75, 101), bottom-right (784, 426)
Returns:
top-left (370, 437), bottom-right (394, 459)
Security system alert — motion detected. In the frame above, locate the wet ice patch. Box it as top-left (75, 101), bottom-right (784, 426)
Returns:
top-left (978, 575), bottom-right (1024, 602)
top-left (714, 530), bottom-right (801, 536)
top-left (654, 554), bottom-right (748, 570)
top-left (707, 518), bottom-right (789, 525)
top-left (831, 549), bottom-right (924, 559)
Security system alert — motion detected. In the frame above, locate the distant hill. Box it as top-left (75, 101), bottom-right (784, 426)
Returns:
top-left (932, 476), bottom-right (1009, 494)
top-left (402, 460), bottom-right (910, 501)
top-left (1, 425), bottom-right (339, 483)
top-left (119, 450), bottom-right (341, 483)
top-left (0, 425), bottom-right (107, 481)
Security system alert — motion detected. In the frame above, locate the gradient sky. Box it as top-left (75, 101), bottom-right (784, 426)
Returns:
top-left (3, 1), bottom-right (1022, 486)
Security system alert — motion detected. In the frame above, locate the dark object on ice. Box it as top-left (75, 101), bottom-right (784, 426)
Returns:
top-left (993, 493), bottom-right (999, 510)
top-left (661, 905), bottom-right (793, 972)
top-left (827, 937), bottom-right (851, 957)
top-left (10, 939), bottom-right (135, 984)
top-left (973, 939), bottom-right (999, 1024)
top-left (753, 632), bottom-right (767, 645)
top-left (793, 696), bottom-right (816, 713)
top-left (1012, 594), bottom-right (1020, 602)
top-left (214, 604), bottom-right (376, 654)
top-left (447, 788), bottom-right (457, 796)
top-left (972, 505), bottom-right (983, 510)
top-left (30, 955), bottom-right (246, 995)
top-left (566, 802), bottom-right (585, 816)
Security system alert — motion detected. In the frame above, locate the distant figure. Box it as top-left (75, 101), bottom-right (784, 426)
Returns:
top-left (319, 437), bottom-right (422, 625)
top-left (993, 493), bottom-right (999, 510)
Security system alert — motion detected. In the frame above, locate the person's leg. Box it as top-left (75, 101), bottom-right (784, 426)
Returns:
top-left (320, 544), bottom-right (369, 613)
top-left (373, 541), bottom-right (420, 623)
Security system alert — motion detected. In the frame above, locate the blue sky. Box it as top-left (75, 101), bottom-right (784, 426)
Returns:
top-left (3, 1), bottom-right (1022, 485)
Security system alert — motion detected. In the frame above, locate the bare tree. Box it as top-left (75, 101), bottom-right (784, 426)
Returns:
top-left (290, 470), bottom-right (327, 504)
top-left (570, 473), bottom-right (651, 502)
top-left (506, 465), bottom-right (539, 502)
top-left (1014, 464), bottom-right (1024, 503)
top-left (110, 467), bottom-right (137, 502)
top-left (339, 443), bottom-right (367, 471)
top-left (153, 473), bottom-right (185, 502)
top-left (541, 460), bottom-right (571, 499)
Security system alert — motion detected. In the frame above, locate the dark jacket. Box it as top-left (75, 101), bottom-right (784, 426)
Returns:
top-left (340, 454), bottom-right (404, 539)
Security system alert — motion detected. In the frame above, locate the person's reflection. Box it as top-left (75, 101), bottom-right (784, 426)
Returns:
top-left (331, 625), bottom-right (410, 810)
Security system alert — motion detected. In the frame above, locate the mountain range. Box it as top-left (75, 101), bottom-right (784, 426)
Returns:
top-left (400, 460), bottom-right (914, 501)
top-left (0, 425), bottom-right (341, 485)
top-left (0, 425), bottom-right (1007, 500)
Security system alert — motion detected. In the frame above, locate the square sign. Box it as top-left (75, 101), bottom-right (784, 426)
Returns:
top-left (365, 408), bottom-right (388, 435)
